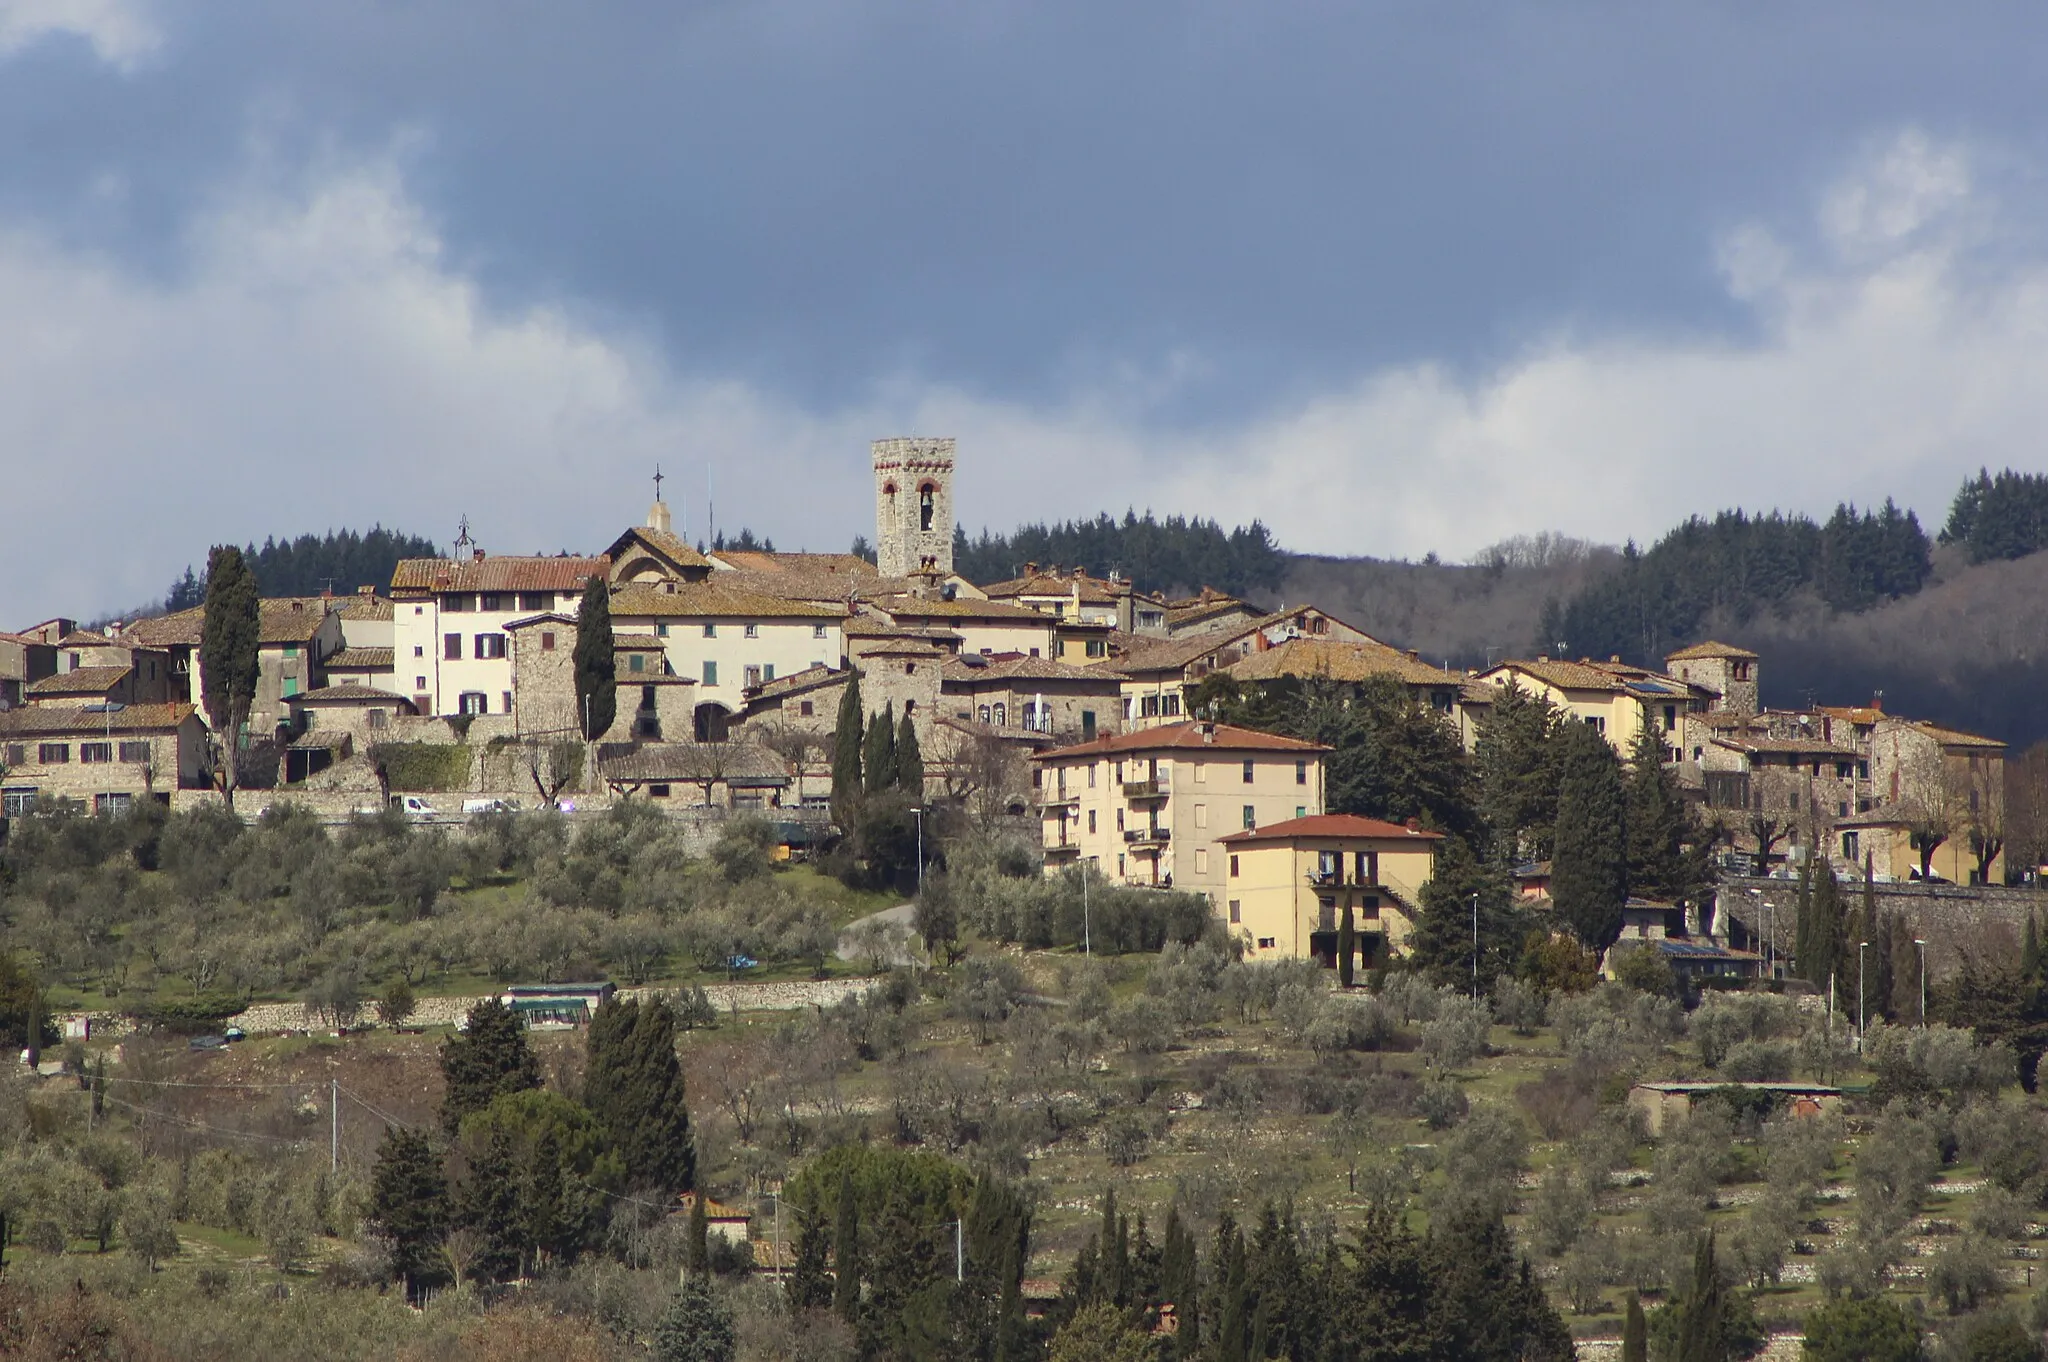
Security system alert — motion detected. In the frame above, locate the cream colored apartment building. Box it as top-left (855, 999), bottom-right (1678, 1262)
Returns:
top-left (1032, 721), bottom-right (1329, 904)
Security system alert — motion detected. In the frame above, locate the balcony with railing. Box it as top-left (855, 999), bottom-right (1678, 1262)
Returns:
top-left (1121, 778), bottom-right (1164, 799)
top-left (1124, 826), bottom-right (1171, 848)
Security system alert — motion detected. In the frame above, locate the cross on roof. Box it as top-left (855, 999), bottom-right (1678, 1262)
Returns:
top-left (653, 464), bottom-right (664, 500)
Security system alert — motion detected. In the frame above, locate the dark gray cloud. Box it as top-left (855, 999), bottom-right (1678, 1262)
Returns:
top-left (7, 2), bottom-right (2048, 624)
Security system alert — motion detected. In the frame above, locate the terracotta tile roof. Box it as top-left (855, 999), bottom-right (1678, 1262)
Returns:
top-left (607, 525), bottom-right (716, 574)
top-left (613, 633), bottom-right (665, 650)
top-left (1665, 640), bottom-right (1760, 662)
top-left (941, 655), bottom-right (1128, 684)
top-left (842, 616), bottom-right (961, 641)
top-left (326, 647), bottom-right (394, 671)
top-left (1814, 705), bottom-right (1885, 725)
top-left (55, 630), bottom-right (113, 648)
top-left (337, 594), bottom-right (395, 621)
top-left (1113, 632), bottom-right (1258, 675)
top-left (849, 637), bottom-right (952, 658)
top-left (390, 556), bottom-right (608, 595)
top-left (868, 595), bottom-right (1057, 623)
top-left (747, 664), bottom-right (848, 701)
top-left (713, 550), bottom-right (877, 577)
top-left (1895, 720), bottom-right (2006, 750)
top-left (126, 598), bottom-right (333, 648)
top-left (980, 569), bottom-right (1123, 606)
top-left (1483, 659), bottom-right (1646, 694)
top-left (0, 702), bottom-right (197, 735)
top-left (1223, 637), bottom-right (1454, 687)
top-left (1712, 735), bottom-right (1862, 758)
top-left (1033, 721), bottom-right (1330, 761)
top-left (713, 567), bottom-right (913, 604)
top-left (1166, 597), bottom-right (1257, 630)
top-left (29, 667), bottom-right (132, 696)
top-left (608, 582), bottom-right (847, 620)
top-left (1219, 813), bottom-right (1443, 845)
top-left (287, 684), bottom-right (417, 706)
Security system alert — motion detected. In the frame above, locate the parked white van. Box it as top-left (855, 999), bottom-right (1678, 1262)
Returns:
top-left (392, 795), bottom-right (438, 819)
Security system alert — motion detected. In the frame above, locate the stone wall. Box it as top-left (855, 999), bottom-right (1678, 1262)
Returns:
top-left (1717, 875), bottom-right (2048, 979)
top-left (226, 977), bottom-right (870, 1034)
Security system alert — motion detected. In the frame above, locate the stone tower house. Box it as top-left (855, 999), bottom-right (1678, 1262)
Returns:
top-left (1665, 641), bottom-right (1760, 716)
top-left (872, 437), bottom-right (955, 579)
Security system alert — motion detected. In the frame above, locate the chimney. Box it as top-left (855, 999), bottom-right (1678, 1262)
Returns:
top-left (1406, 649), bottom-right (1419, 662)
top-left (1538, 654), bottom-right (1549, 662)
top-left (472, 549), bottom-right (485, 563)
top-left (1405, 817), bottom-right (1422, 832)
top-left (1610, 654), bottom-right (1621, 663)
top-left (1023, 562), bottom-right (1038, 577)
top-left (358, 585), bottom-right (374, 596)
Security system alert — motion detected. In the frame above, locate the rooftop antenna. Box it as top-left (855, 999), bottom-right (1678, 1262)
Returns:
top-left (453, 515), bottom-right (474, 557)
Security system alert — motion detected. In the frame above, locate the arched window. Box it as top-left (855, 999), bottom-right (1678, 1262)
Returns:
top-left (993, 702), bottom-right (1006, 726)
top-left (919, 483), bottom-right (936, 531)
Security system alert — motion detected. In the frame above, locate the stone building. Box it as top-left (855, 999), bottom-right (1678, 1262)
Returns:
top-left (871, 437), bottom-right (955, 579)
top-left (390, 552), bottom-right (610, 720)
top-left (939, 654), bottom-right (1124, 744)
top-left (126, 596), bottom-right (347, 733)
top-left (0, 702), bottom-right (210, 815)
top-left (1664, 641), bottom-right (1760, 716)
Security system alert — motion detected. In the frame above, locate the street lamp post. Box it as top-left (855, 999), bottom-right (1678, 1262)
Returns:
top-left (1082, 866), bottom-right (1091, 958)
top-left (911, 807), bottom-right (925, 900)
top-left (1747, 888), bottom-right (1768, 977)
top-left (1470, 893), bottom-right (1479, 1001)
top-left (1915, 938), bottom-right (1928, 1027)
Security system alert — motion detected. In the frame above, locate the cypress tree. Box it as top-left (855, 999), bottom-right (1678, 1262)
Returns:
top-left (896, 708), bottom-right (924, 797)
top-left (863, 702), bottom-right (898, 795)
top-left (1215, 1221), bottom-right (1249, 1362)
top-left (462, 1125), bottom-right (523, 1282)
top-left (833, 1174), bottom-right (862, 1323)
top-left (2025, 910), bottom-right (2044, 986)
top-left (583, 997), bottom-right (695, 1195)
top-left (370, 1126), bottom-right (450, 1302)
top-left (1551, 724), bottom-right (1628, 949)
top-left (1160, 1208), bottom-right (1198, 1358)
top-left (1622, 1294), bottom-right (1648, 1362)
top-left (788, 1193), bottom-right (833, 1310)
top-left (1793, 855), bottom-right (1815, 978)
top-left (524, 1125), bottom-right (574, 1268)
top-left (1807, 866), bottom-right (1846, 997)
top-left (831, 675), bottom-right (865, 814)
top-left (439, 999), bottom-right (541, 1135)
top-left (1673, 1232), bottom-right (1727, 1362)
top-left (1624, 724), bottom-right (1690, 903)
top-left (198, 544), bottom-right (261, 806)
top-left (652, 1277), bottom-right (737, 1362)
top-left (687, 1191), bottom-right (711, 1279)
top-left (573, 577), bottom-right (616, 740)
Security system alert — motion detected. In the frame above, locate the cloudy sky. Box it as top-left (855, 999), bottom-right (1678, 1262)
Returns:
top-left (9, 2), bottom-right (2048, 623)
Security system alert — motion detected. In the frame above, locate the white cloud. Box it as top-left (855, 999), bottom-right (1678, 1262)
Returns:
top-left (5, 129), bottom-right (2048, 628)
top-left (0, 0), bottom-right (160, 70)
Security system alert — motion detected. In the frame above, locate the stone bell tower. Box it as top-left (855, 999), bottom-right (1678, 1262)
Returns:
top-left (872, 437), bottom-right (955, 579)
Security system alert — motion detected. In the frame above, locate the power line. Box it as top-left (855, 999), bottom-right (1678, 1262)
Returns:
top-left (98, 1093), bottom-right (310, 1148)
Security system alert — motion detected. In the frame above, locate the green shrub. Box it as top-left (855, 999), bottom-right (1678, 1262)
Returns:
top-left (368, 743), bottom-right (472, 792)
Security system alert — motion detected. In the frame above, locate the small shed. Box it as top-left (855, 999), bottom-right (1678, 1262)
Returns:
top-left (500, 981), bottom-right (616, 1027)
top-left (1628, 1080), bottom-right (1844, 1136)
top-left (677, 1192), bottom-right (752, 1245)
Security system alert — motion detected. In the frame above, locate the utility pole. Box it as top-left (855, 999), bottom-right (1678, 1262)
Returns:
top-left (1083, 868), bottom-right (1091, 957)
top-left (331, 1079), bottom-right (339, 1173)
top-left (1469, 893), bottom-right (1479, 1000)
top-left (1916, 938), bottom-right (1928, 1026)
top-left (955, 1217), bottom-right (964, 1283)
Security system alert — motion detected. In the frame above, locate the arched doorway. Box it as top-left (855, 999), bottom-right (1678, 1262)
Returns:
top-left (694, 702), bottom-right (732, 743)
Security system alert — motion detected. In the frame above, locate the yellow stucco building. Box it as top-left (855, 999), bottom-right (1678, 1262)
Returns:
top-left (1214, 813), bottom-right (1442, 968)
